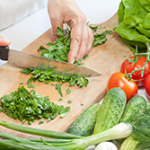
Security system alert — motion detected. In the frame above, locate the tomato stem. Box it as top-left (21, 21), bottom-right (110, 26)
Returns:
top-left (125, 42), bottom-right (150, 81)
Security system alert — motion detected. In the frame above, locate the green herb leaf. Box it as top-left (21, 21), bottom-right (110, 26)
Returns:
top-left (27, 84), bottom-right (35, 89)
top-left (55, 83), bottom-right (63, 97)
top-left (60, 107), bottom-right (70, 118)
top-left (38, 121), bottom-right (44, 125)
top-left (66, 88), bottom-right (71, 94)
top-left (67, 100), bottom-right (72, 104)
top-left (59, 98), bottom-right (63, 101)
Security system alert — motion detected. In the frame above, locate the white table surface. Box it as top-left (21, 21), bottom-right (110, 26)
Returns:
top-left (0, 0), bottom-right (149, 126)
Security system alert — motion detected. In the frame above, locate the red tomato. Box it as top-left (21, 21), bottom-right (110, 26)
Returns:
top-left (144, 74), bottom-right (150, 98)
top-left (121, 56), bottom-right (150, 86)
top-left (107, 72), bottom-right (138, 101)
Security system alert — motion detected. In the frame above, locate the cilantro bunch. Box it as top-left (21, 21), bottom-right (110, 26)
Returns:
top-left (0, 86), bottom-right (70, 125)
top-left (38, 26), bottom-right (112, 63)
top-left (38, 27), bottom-right (71, 62)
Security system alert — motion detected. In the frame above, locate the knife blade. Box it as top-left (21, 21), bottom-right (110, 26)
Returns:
top-left (0, 46), bottom-right (102, 77)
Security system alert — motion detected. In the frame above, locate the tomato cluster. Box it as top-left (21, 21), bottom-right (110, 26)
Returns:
top-left (107, 56), bottom-right (150, 102)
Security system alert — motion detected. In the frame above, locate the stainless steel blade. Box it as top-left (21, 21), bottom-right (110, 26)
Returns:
top-left (8, 49), bottom-right (102, 77)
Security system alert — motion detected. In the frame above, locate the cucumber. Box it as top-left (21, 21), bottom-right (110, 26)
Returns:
top-left (66, 103), bottom-right (100, 136)
top-left (93, 88), bottom-right (126, 134)
top-left (120, 95), bottom-right (147, 122)
top-left (119, 95), bottom-right (148, 150)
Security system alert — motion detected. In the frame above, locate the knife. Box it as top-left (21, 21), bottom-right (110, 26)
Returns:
top-left (0, 46), bottom-right (102, 77)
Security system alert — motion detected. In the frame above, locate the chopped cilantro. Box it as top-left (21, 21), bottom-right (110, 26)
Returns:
top-left (66, 88), bottom-right (71, 94)
top-left (27, 84), bottom-right (35, 89)
top-left (83, 55), bottom-right (89, 60)
top-left (39, 121), bottom-right (44, 125)
top-left (59, 106), bottom-right (70, 118)
top-left (20, 65), bottom-right (89, 87)
top-left (20, 25), bottom-right (111, 90)
top-left (67, 100), bottom-right (72, 104)
top-left (81, 104), bottom-right (84, 106)
top-left (55, 83), bottom-right (63, 97)
top-left (59, 98), bottom-right (63, 101)
top-left (0, 86), bottom-right (70, 125)
top-left (38, 26), bottom-right (112, 66)
top-left (92, 30), bottom-right (112, 47)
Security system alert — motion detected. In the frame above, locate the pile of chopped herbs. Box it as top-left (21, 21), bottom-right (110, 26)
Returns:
top-left (20, 25), bottom-right (111, 87)
top-left (20, 64), bottom-right (89, 87)
top-left (38, 26), bottom-right (112, 63)
top-left (0, 86), bottom-right (70, 125)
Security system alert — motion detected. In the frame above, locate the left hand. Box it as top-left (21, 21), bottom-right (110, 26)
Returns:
top-left (47, 0), bottom-right (94, 63)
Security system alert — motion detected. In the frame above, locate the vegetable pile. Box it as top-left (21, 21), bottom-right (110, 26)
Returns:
top-left (0, 88), bottom-right (150, 150)
top-left (0, 85), bottom-right (70, 125)
top-left (114, 0), bottom-right (150, 54)
top-left (107, 0), bottom-right (150, 100)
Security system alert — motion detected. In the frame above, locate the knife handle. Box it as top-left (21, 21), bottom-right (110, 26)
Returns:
top-left (0, 46), bottom-right (9, 60)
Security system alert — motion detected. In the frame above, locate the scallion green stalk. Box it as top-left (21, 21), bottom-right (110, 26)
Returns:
top-left (0, 121), bottom-right (133, 150)
top-left (0, 120), bottom-right (79, 139)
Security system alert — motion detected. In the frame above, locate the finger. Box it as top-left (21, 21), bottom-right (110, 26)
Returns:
top-left (50, 14), bottom-right (63, 43)
top-left (85, 26), bottom-right (94, 56)
top-left (76, 25), bottom-right (88, 60)
top-left (0, 36), bottom-right (11, 46)
top-left (68, 24), bottom-right (83, 63)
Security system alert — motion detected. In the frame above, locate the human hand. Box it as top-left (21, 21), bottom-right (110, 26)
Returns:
top-left (0, 35), bottom-right (11, 46)
top-left (48, 0), bottom-right (94, 63)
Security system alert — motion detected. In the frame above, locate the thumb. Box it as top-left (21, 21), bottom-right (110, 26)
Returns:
top-left (0, 36), bottom-right (11, 46)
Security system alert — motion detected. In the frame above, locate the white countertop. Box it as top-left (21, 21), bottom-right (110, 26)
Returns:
top-left (0, 0), bottom-right (149, 103)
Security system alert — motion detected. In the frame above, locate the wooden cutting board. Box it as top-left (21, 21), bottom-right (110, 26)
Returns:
top-left (0, 13), bottom-right (133, 138)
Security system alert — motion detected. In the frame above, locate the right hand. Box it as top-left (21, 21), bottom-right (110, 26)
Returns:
top-left (0, 35), bottom-right (11, 46)
top-left (48, 0), bottom-right (94, 63)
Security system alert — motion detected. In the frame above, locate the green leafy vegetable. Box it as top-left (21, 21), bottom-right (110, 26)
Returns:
top-left (92, 30), bottom-right (112, 47)
top-left (58, 98), bottom-right (63, 101)
top-left (21, 25), bottom-right (111, 89)
top-left (38, 121), bottom-right (44, 125)
top-left (55, 83), bottom-right (63, 97)
top-left (27, 84), bottom-right (35, 89)
top-left (21, 65), bottom-right (89, 87)
top-left (1, 90), bottom-right (150, 149)
top-left (0, 86), bottom-right (70, 125)
top-left (114, 0), bottom-right (150, 53)
top-left (60, 107), bottom-right (70, 118)
top-left (67, 100), bottom-right (72, 104)
top-left (38, 26), bottom-right (111, 65)
top-left (66, 88), bottom-right (71, 94)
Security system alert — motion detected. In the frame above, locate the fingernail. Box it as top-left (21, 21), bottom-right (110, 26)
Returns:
top-left (70, 59), bottom-right (75, 64)
top-left (5, 40), bottom-right (11, 43)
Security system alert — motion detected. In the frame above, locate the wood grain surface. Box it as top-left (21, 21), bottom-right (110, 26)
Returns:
top-left (0, 13), bottom-right (133, 138)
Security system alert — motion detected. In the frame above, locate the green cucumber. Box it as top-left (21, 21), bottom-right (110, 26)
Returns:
top-left (120, 95), bottom-right (147, 122)
top-left (66, 103), bottom-right (100, 136)
top-left (119, 95), bottom-right (148, 150)
top-left (93, 88), bottom-right (126, 134)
